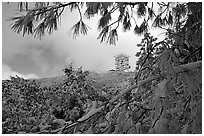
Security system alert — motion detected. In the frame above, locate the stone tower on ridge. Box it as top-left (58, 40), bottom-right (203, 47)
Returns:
top-left (114, 53), bottom-right (131, 71)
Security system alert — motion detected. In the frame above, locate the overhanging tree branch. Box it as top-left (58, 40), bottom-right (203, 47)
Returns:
top-left (108, 18), bottom-right (122, 27)
top-left (109, 60), bottom-right (201, 104)
top-left (56, 6), bottom-right (65, 19)
top-left (31, 2), bottom-right (77, 17)
top-left (76, 4), bottom-right (82, 21)
top-left (158, 26), bottom-right (194, 48)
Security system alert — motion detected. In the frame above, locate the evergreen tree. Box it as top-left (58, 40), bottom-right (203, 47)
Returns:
top-left (4, 2), bottom-right (202, 134)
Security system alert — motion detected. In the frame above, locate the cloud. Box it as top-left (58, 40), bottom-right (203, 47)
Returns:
top-left (3, 39), bottom-right (70, 78)
top-left (2, 3), bottom-right (167, 78)
top-left (2, 64), bottom-right (39, 80)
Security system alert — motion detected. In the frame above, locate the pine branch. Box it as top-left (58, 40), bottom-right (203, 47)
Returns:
top-left (109, 74), bottom-right (161, 104)
top-left (123, 2), bottom-right (145, 7)
top-left (135, 52), bottom-right (151, 82)
top-left (115, 20), bottom-right (120, 29)
top-left (182, 46), bottom-right (202, 62)
top-left (189, 21), bottom-right (202, 30)
top-left (108, 18), bottom-right (121, 27)
top-left (56, 6), bottom-right (65, 19)
top-left (109, 60), bottom-right (202, 104)
top-left (158, 26), bottom-right (194, 48)
top-left (109, 4), bottom-right (119, 13)
top-left (174, 60), bottom-right (201, 72)
top-left (61, 106), bottom-right (104, 132)
top-left (129, 7), bottom-right (137, 25)
top-left (46, 60), bottom-right (202, 134)
top-left (31, 2), bottom-right (77, 17)
top-left (76, 4), bottom-right (82, 21)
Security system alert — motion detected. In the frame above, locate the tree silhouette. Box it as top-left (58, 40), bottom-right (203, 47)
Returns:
top-left (9, 2), bottom-right (201, 47)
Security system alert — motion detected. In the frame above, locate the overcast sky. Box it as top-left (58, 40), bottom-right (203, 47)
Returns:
top-left (2, 2), bottom-right (166, 79)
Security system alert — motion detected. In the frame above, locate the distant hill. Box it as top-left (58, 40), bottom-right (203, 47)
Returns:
top-left (33, 75), bottom-right (67, 88)
top-left (33, 71), bottom-right (135, 90)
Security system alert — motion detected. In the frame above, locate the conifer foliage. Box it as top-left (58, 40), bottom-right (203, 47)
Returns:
top-left (3, 2), bottom-right (202, 134)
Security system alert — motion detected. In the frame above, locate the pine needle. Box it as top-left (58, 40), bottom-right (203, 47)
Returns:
top-left (69, 21), bottom-right (90, 39)
top-left (123, 15), bottom-right (131, 32)
top-left (137, 3), bottom-right (147, 17)
top-left (107, 29), bottom-right (118, 45)
top-left (148, 7), bottom-right (154, 20)
top-left (98, 12), bottom-right (111, 30)
top-left (34, 21), bottom-right (46, 39)
top-left (134, 21), bottom-right (148, 36)
top-left (97, 26), bottom-right (109, 43)
top-left (10, 12), bottom-right (34, 36)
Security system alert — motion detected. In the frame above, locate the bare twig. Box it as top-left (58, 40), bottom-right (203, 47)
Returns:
top-left (108, 18), bottom-right (121, 27)
top-left (76, 4), bottom-right (82, 21)
top-left (151, 107), bottom-right (164, 128)
top-left (109, 4), bottom-right (119, 13)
